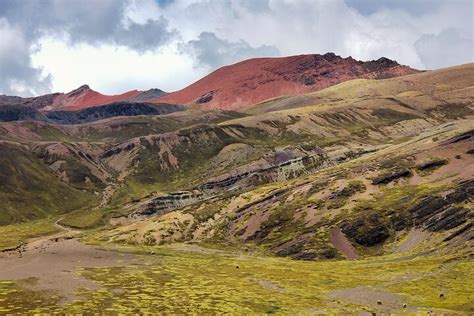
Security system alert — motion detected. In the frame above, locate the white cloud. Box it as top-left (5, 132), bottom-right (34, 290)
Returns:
top-left (31, 37), bottom-right (204, 94)
top-left (1, 0), bottom-right (473, 96)
top-left (0, 18), bottom-right (52, 96)
top-left (415, 29), bottom-right (474, 69)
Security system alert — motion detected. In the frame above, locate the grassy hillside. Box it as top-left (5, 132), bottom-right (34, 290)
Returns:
top-left (0, 142), bottom-right (99, 225)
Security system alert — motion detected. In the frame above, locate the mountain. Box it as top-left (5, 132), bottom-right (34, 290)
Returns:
top-left (45, 102), bottom-right (184, 124)
top-left (45, 85), bottom-right (142, 111)
top-left (0, 62), bottom-right (472, 314)
top-left (126, 88), bottom-right (168, 102)
top-left (154, 53), bottom-right (419, 110)
top-left (0, 53), bottom-right (416, 112)
top-left (0, 86), bottom-right (167, 112)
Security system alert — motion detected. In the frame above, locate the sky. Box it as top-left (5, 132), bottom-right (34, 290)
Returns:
top-left (0, 0), bottom-right (473, 97)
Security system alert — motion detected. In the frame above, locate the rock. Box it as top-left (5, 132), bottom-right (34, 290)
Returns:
top-left (409, 196), bottom-right (446, 222)
top-left (443, 129), bottom-right (474, 144)
top-left (372, 168), bottom-right (412, 185)
top-left (342, 216), bottom-right (390, 247)
top-left (416, 158), bottom-right (448, 171)
top-left (425, 206), bottom-right (470, 232)
top-left (196, 91), bottom-right (214, 104)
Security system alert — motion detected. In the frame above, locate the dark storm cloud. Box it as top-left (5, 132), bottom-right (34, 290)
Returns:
top-left (0, 0), bottom-right (177, 96)
top-left (0, 0), bottom-right (176, 50)
top-left (181, 32), bottom-right (280, 69)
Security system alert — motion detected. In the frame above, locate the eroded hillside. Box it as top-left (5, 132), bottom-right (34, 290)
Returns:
top-left (0, 63), bottom-right (471, 259)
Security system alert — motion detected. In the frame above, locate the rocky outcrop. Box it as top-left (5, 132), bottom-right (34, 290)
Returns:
top-left (409, 180), bottom-right (473, 232)
top-left (200, 154), bottom-right (328, 192)
top-left (342, 180), bottom-right (473, 248)
top-left (442, 129), bottom-right (474, 144)
top-left (132, 154), bottom-right (329, 218)
top-left (341, 214), bottom-right (390, 247)
top-left (372, 169), bottom-right (412, 185)
top-left (132, 191), bottom-right (207, 218)
top-left (196, 91), bottom-right (215, 104)
top-left (416, 158), bottom-right (448, 171)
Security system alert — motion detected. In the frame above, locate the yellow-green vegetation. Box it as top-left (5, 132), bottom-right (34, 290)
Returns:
top-left (388, 257), bottom-right (474, 311)
top-left (0, 219), bottom-right (59, 251)
top-left (59, 208), bottom-right (108, 229)
top-left (0, 143), bottom-right (100, 225)
top-left (0, 244), bottom-right (472, 314)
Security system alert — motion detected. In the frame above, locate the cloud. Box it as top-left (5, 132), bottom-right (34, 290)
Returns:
top-left (344, 0), bottom-right (444, 16)
top-left (415, 29), bottom-right (474, 69)
top-left (0, 0), bottom-right (473, 96)
top-left (0, 18), bottom-right (52, 96)
top-left (0, 0), bottom-right (176, 50)
top-left (31, 38), bottom-right (204, 95)
top-left (0, 0), bottom-right (177, 96)
top-left (181, 32), bottom-right (280, 69)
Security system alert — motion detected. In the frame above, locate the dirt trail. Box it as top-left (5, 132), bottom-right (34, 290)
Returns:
top-left (329, 228), bottom-right (359, 260)
top-left (95, 183), bottom-right (120, 209)
top-left (395, 228), bottom-right (431, 254)
top-left (0, 218), bottom-right (138, 304)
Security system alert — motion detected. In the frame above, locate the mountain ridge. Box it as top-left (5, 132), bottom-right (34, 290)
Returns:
top-left (155, 53), bottom-right (419, 109)
top-left (0, 53), bottom-right (417, 112)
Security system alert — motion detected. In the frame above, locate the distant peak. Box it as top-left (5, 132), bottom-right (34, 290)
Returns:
top-left (373, 57), bottom-right (399, 66)
top-left (146, 88), bottom-right (166, 93)
top-left (322, 52), bottom-right (341, 61)
top-left (75, 84), bottom-right (91, 91)
top-left (66, 84), bottom-right (93, 97)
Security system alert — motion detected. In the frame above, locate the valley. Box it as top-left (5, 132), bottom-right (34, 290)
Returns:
top-left (0, 57), bottom-right (472, 314)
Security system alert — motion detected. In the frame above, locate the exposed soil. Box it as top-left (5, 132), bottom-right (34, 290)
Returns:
top-left (329, 286), bottom-right (411, 313)
top-left (329, 228), bottom-right (359, 260)
top-left (395, 228), bottom-right (432, 254)
top-left (0, 222), bottom-right (138, 304)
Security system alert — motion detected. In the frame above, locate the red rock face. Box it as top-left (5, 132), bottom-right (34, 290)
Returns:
top-left (154, 53), bottom-right (419, 110)
top-left (45, 85), bottom-right (142, 111)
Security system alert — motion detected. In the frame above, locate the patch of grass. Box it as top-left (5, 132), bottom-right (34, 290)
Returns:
top-left (59, 208), bottom-right (109, 229)
top-left (0, 143), bottom-right (100, 225)
top-left (0, 219), bottom-right (59, 251)
top-left (0, 244), bottom-right (472, 314)
top-left (430, 104), bottom-right (474, 120)
top-left (390, 260), bottom-right (474, 312)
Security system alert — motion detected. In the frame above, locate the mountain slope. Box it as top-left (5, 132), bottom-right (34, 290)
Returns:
top-left (0, 87), bottom-right (168, 112)
top-left (45, 102), bottom-right (185, 124)
top-left (155, 53), bottom-right (419, 110)
top-left (0, 63), bottom-right (471, 261)
top-left (45, 85), bottom-right (142, 111)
